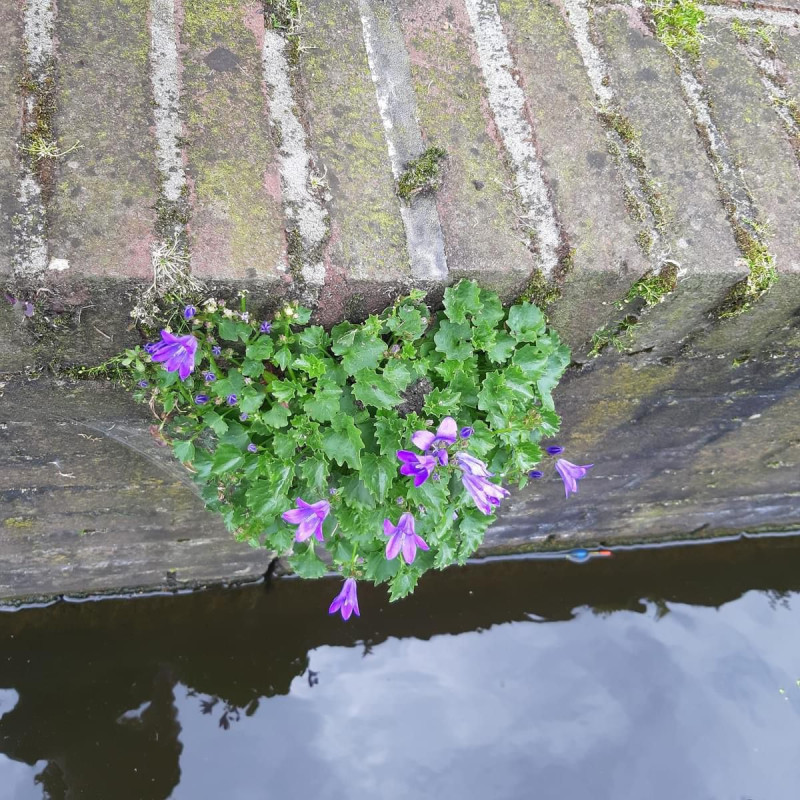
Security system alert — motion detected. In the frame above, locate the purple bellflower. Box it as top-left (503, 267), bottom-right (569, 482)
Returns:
top-left (260, 321), bottom-right (272, 334)
top-left (528, 470), bottom-right (543, 479)
top-left (184, 305), bottom-right (196, 320)
top-left (554, 458), bottom-right (593, 498)
top-left (329, 577), bottom-right (360, 621)
top-left (460, 426), bottom-right (474, 439)
top-left (411, 416), bottom-right (457, 451)
top-left (546, 445), bottom-right (565, 455)
top-left (226, 394), bottom-right (237, 406)
top-left (211, 345), bottom-right (222, 356)
top-left (148, 330), bottom-right (198, 380)
top-left (194, 394), bottom-right (209, 405)
top-left (454, 452), bottom-right (510, 515)
top-left (203, 371), bottom-right (216, 383)
top-left (384, 512), bottom-right (429, 565)
top-left (396, 451), bottom-right (437, 487)
top-left (137, 380), bottom-right (149, 388)
top-left (247, 443), bottom-right (258, 453)
top-left (281, 498), bottom-right (330, 542)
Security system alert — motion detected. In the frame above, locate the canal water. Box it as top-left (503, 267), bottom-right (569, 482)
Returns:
top-left (1, 534), bottom-right (799, 799)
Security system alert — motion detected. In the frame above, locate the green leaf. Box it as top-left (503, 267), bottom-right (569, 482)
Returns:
top-left (241, 359), bottom-right (266, 378)
top-left (204, 411), bottom-right (228, 436)
top-left (365, 550), bottom-right (400, 584)
top-left (173, 440), bottom-right (195, 462)
top-left (486, 332), bottom-right (516, 363)
top-left (338, 332), bottom-right (387, 375)
top-left (262, 403), bottom-right (290, 428)
top-left (456, 511), bottom-right (492, 564)
top-left (219, 422), bottom-right (250, 449)
top-left (270, 379), bottom-right (297, 403)
top-left (299, 458), bottom-right (328, 495)
top-left (507, 302), bottom-right (545, 342)
top-left (273, 346), bottom-right (293, 371)
top-left (512, 344), bottom-right (548, 376)
top-left (247, 480), bottom-right (289, 522)
top-left (382, 360), bottom-right (412, 392)
top-left (389, 569), bottom-right (420, 601)
top-left (374, 410), bottom-right (408, 456)
top-left (293, 305), bottom-right (313, 325)
top-left (433, 539), bottom-right (456, 569)
top-left (303, 380), bottom-right (342, 423)
top-left (219, 318), bottom-right (240, 341)
top-left (272, 431), bottom-right (299, 460)
top-left (212, 444), bottom-right (246, 475)
top-left (287, 543), bottom-right (328, 579)
top-left (361, 453), bottom-right (395, 503)
top-left (477, 289), bottom-right (505, 329)
top-left (433, 320), bottom-right (472, 360)
top-left (513, 441), bottom-right (543, 474)
top-left (298, 325), bottom-right (330, 352)
top-left (238, 389), bottom-right (265, 414)
top-left (443, 280), bottom-right (482, 324)
top-left (321, 415), bottom-right (364, 469)
top-left (293, 353), bottom-right (327, 379)
top-left (423, 387), bottom-right (461, 418)
top-left (352, 369), bottom-right (404, 409)
top-left (341, 474), bottom-right (376, 509)
top-left (385, 304), bottom-right (427, 340)
top-left (246, 336), bottom-right (274, 361)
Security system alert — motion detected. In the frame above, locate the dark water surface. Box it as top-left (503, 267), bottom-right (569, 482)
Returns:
top-left (1, 535), bottom-right (799, 800)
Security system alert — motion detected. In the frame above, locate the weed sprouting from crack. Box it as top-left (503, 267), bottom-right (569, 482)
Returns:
top-left (21, 135), bottom-right (81, 161)
top-left (130, 237), bottom-right (203, 326)
top-left (647, 0), bottom-right (706, 57)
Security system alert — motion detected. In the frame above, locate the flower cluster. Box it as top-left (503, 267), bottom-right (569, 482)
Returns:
top-left (122, 281), bottom-right (584, 620)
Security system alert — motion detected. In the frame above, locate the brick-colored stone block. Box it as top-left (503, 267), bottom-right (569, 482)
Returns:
top-left (499, 0), bottom-right (648, 343)
top-left (0, 3), bottom-right (21, 277)
top-left (397, 0), bottom-right (536, 296)
top-left (49, 0), bottom-right (158, 279)
top-left (181, 0), bottom-right (286, 282)
top-left (299, 0), bottom-right (410, 286)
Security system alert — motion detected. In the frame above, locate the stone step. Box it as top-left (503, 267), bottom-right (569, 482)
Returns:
top-left (396, 0), bottom-right (536, 295)
top-left (182, 0), bottom-right (287, 283)
top-left (702, 22), bottom-right (800, 274)
top-left (596, 7), bottom-right (748, 352)
top-left (497, 0), bottom-right (649, 347)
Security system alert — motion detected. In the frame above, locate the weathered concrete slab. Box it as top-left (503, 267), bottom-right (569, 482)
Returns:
top-left (397, 0), bottom-right (536, 295)
top-left (0, 3), bottom-right (21, 278)
top-left (499, 0), bottom-right (648, 345)
top-left (300, 0), bottom-right (410, 294)
top-left (597, 9), bottom-right (747, 351)
top-left (181, 0), bottom-right (286, 282)
top-left (702, 24), bottom-right (800, 273)
top-left (491, 334), bottom-right (800, 549)
top-left (49, 0), bottom-right (157, 280)
top-left (0, 378), bottom-right (268, 601)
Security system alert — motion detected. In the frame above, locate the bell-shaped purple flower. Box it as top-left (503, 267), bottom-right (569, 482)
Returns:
top-left (411, 416), bottom-right (458, 452)
top-left (211, 345), bottom-right (222, 356)
top-left (184, 305), bottom-right (196, 320)
top-left (460, 426), bottom-right (474, 439)
top-left (384, 512), bottom-right (429, 565)
top-left (396, 451), bottom-right (437, 487)
top-left (260, 321), bottom-right (272, 334)
top-left (281, 498), bottom-right (330, 542)
top-left (454, 452), bottom-right (510, 515)
top-left (554, 458), bottom-right (593, 498)
top-left (546, 445), bottom-right (564, 455)
top-left (148, 330), bottom-right (198, 380)
top-left (328, 577), bottom-right (360, 621)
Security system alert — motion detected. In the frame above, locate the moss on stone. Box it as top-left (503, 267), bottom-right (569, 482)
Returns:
top-left (396, 146), bottom-right (447, 203)
top-left (647, 0), bottom-right (706, 57)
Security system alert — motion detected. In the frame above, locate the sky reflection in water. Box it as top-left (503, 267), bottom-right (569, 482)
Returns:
top-left (1, 535), bottom-right (799, 800)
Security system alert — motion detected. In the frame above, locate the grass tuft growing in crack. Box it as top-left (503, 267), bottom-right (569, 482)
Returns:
top-left (397, 147), bottom-right (447, 203)
top-left (624, 263), bottom-right (679, 307)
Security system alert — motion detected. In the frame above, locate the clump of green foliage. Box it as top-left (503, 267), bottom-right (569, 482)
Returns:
top-left (122, 281), bottom-right (570, 603)
top-left (397, 147), bottom-right (447, 202)
top-left (624, 263), bottom-right (679, 307)
top-left (648, 0), bottom-right (706, 56)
